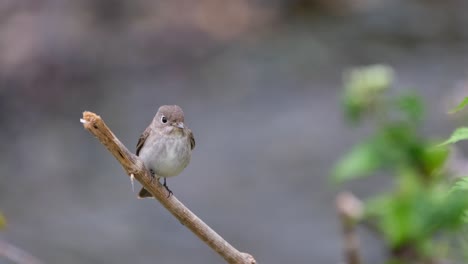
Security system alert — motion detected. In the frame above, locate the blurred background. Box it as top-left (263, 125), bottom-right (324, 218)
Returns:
top-left (1, 0), bottom-right (468, 263)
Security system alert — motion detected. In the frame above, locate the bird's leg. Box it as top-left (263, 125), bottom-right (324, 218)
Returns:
top-left (163, 178), bottom-right (173, 197)
top-left (148, 169), bottom-right (160, 186)
top-left (149, 170), bottom-right (172, 197)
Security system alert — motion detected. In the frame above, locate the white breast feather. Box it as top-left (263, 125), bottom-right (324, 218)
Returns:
top-left (140, 135), bottom-right (190, 178)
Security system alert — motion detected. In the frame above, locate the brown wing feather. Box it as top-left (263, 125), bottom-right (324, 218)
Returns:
top-left (136, 127), bottom-right (151, 156)
top-left (188, 129), bottom-right (195, 150)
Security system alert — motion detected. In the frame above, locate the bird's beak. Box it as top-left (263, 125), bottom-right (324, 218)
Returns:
top-left (176, 122), bottom-right (184, 129)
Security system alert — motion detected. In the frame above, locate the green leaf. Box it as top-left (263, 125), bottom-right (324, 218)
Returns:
top-left (463, 210), bottom-right (468, 223)
top-left (421, 145), bottom-right (449, 175)
top-left (395, 93), bottom-right (424, 122)
top-left (438, 127), bottom-right (468, 146)
top-left (449, 97), bottom-right (468, 114)
top-left (332, 141), bottom-right (381, 183)
top-left (367, 193), bottom-right (425, 247)
top-left (450, 177), bottom-right (468, 193)
top-left (342, 95), bottom-right (366, 124)
top-left (424, 187), bottom-right (468, 231)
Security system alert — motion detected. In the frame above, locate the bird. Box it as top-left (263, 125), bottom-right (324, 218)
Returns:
top-left (135, 105), bottom-right (195, 198)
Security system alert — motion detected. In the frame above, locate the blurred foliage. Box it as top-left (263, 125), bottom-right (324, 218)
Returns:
top-left (0, 212), bottom-right (5, 229)
top-left (341, 65), bottom-right (394, 123)
top-left (333, 65), bottom-right (468, 263)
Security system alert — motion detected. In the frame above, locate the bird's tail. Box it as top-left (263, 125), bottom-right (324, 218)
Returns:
top-left (137, 188), bottom-right (153, 199)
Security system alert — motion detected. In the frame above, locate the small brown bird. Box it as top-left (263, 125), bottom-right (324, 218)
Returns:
top-left (136, 105), bottom-right (195, 198)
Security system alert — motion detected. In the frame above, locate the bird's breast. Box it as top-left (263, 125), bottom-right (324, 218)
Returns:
top-left (139, 134), bottom-right (191, 177)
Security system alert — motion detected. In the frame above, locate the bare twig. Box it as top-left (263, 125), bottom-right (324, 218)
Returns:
top-left (0, 239), bottom-right (43, 264)
top-left (81, 111), bottom-right (256, 264)
top-left (336, 192), bottom-right (363, 264)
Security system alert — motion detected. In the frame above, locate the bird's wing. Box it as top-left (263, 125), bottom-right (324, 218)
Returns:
top-left (188, 129), bottom-right (195, 150)
top-left (136, 126), bottom-right (151, 156)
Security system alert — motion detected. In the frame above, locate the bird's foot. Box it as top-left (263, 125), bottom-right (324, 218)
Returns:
top-left (163, 178), bottom-right (173, 198)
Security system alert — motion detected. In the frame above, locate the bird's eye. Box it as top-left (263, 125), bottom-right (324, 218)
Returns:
top-left (161, 116), bottom-right (168, 123)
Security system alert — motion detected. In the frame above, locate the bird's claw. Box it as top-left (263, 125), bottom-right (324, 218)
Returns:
top-left (164, 186), bottom-right (173, 198)
top-left (163, 178), bottom-right (173, 198)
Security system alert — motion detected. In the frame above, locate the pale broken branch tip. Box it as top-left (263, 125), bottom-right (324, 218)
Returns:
top-left (130, 173), bottom-right (135, 192)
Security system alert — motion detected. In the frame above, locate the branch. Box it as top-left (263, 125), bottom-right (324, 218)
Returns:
top-left (0, 239), bottom-right (43, 264)
top-left (81, 111), bottom-right (256, 264)
top-left (336, 192), bottom-right (363, 264)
